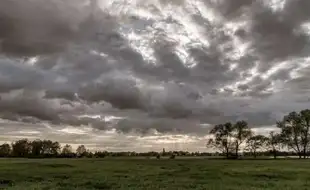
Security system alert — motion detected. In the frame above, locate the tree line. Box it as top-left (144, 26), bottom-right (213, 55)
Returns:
top-left (1, 109), bottom-right (309, 159)
top-left (0, 139), bottom-right (215, 158)
top-left (207, 109), bottom-right (310, 159)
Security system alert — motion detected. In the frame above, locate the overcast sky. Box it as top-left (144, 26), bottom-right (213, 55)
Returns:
top-left (0, 0), bottom-right (309, 151)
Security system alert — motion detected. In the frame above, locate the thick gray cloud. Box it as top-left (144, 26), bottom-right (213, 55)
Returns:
top-left (0, 0), bottom-right (310, 140)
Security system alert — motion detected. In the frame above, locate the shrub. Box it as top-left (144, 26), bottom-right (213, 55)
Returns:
top-left (169, 154), bottom-right (176, 159)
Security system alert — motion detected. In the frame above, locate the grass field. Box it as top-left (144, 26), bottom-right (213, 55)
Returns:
top-left (1, 158), bottom-right (310, 190)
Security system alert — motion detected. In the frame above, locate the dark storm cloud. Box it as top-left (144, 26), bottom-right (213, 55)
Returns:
top-left (0, 58), bottom-right (46, 92)
top-left (44, 90), bottom-right (77, 101)
top-left (189, 47), bottom-right (227, 82)
top-left (115, 117), bottom-right (207, 135)
top-left (286, 76), bottom-right (310, 93)
top-left (250, 7), bottom-right (309, 66)
top-left (0, 91), bottom-right (60, 122)
top-left (0, 0), bottom-right (310, 136)
top-left (208, 0), bottom-right (256, 18)
top-left (0, 0), bottom-right (80, 56)
top-left (237, 84), bottom-right (249, 91)
top-left (283, 0), bottom-right (310, 24)
top-left (0, 0), bottom-right (120, 57)
top-left (78, 77), bottom-right (146, 110)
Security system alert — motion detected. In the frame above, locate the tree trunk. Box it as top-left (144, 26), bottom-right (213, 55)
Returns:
top-left (304, 122), bottom-right (310, 159)
top-left (225, 148), bottom-right (229, 159)
top-left (273, 149), bottom-right (277, 159)
top-left (254, 150), bottom-right (257, 159)
top-left (235, 144), bottom-right (239, 159)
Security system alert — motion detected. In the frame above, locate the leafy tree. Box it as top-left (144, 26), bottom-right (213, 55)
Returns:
top-left (94, 151), bottom-right (107, 158)
top-left (0, 143), bottom-right (11, 157)
top-left (41, 140), bottom-right (53, 155)
top-left (300, 110), bottom-right (310, 158)
top-left (207, 122), bottom-right (234, 158)
top-left (51, 141), bottom-right (61, 156)
top-left (266, 131), bottom-right (283, 159)
top-left (31, 139), bottom-right (43, 156)
top-left (232, 121), bottom-right (252, 158)
top-left (245, 135), bottom-right (268, 158)
top-left (30, 140), bottom-right (61, 157)
top-left (76, 145), bottom-right (87, 157)
top-left (12, 139), bottom-right (31, 157)
top-left (277, 110), bottom-right (310, 159)
top-left (61, 144), bottom-right (73, 156)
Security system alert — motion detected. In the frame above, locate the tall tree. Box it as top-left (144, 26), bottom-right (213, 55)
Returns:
top-left (31, 139), bottom-right (43, 156)
top-left (277, 110), bottom-right (310, 159)
top-left (245, 135), bottom-right (268, 158)
top-left (51, 141), bottom-right (61, 156)
top-left (300, 110), bottom-right (310, 158)
top-left (232, 121), bottom-right (252, 158)
top-left (12, 139), bottom-right (31, 157)
top-left (207, 122), bottom-right (234, 158)
top-left (76, 145), bottom-right (87, 157)
top-left (0, 143), bottom-right (11, 157)
top-left (62, 144), bottom-right (73, 156)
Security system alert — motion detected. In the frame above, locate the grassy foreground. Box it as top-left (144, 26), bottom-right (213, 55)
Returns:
top-left (0, 158), bottom-right (310, 190)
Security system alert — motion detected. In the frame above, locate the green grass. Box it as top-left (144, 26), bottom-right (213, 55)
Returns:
top-left (1, 158), bottom-right (310, 190)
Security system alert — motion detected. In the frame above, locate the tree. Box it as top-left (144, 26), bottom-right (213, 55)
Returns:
top-left (42, 140), bottom-right (53, 155)
top-left (12, 139), bottom-right (31, 157)
top-left (61, 144), bottom-right (73, 156)
top-left (0, 143), bottom-right (11, 157)
top-left (31, 139), bottom-right (43, 156)
top-left (51, 141), bottom-right (61, 156)
top-left (76, 145), bottom-right (87, 157)
top-left (245, 135), bottom-right (268, 158)
top-left (232, 121), bottom-right (252, 158)
top-left (156, 154), bottom-right (161, 159)
top-left (300, 110), bottom-right (310, 158)
top-left (266, 131), bottom-right (282, 159)
top-left (277, 110), bottom-right (310, 159)
top-left (207, 122), bottom-right (234, 158)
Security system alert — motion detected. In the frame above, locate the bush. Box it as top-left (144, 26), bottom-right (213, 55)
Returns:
top-left (169, 154), bottom-right (176, 159)
top-left (156, 154), bottom-right (161, 159)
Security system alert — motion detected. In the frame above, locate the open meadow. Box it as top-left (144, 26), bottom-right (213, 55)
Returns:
top-left (1, 158), bottom-right (310, 190)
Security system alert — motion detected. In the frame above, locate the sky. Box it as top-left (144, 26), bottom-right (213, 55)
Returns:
top-left (0, 0), bottom-right (309, 152)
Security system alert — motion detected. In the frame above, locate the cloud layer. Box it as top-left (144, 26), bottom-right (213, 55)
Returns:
top-left (0, 0), bottom-right (310, 150)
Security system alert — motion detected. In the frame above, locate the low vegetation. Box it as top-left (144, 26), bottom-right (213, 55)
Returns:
top-left (1, 158), bottom-right (310, 190)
